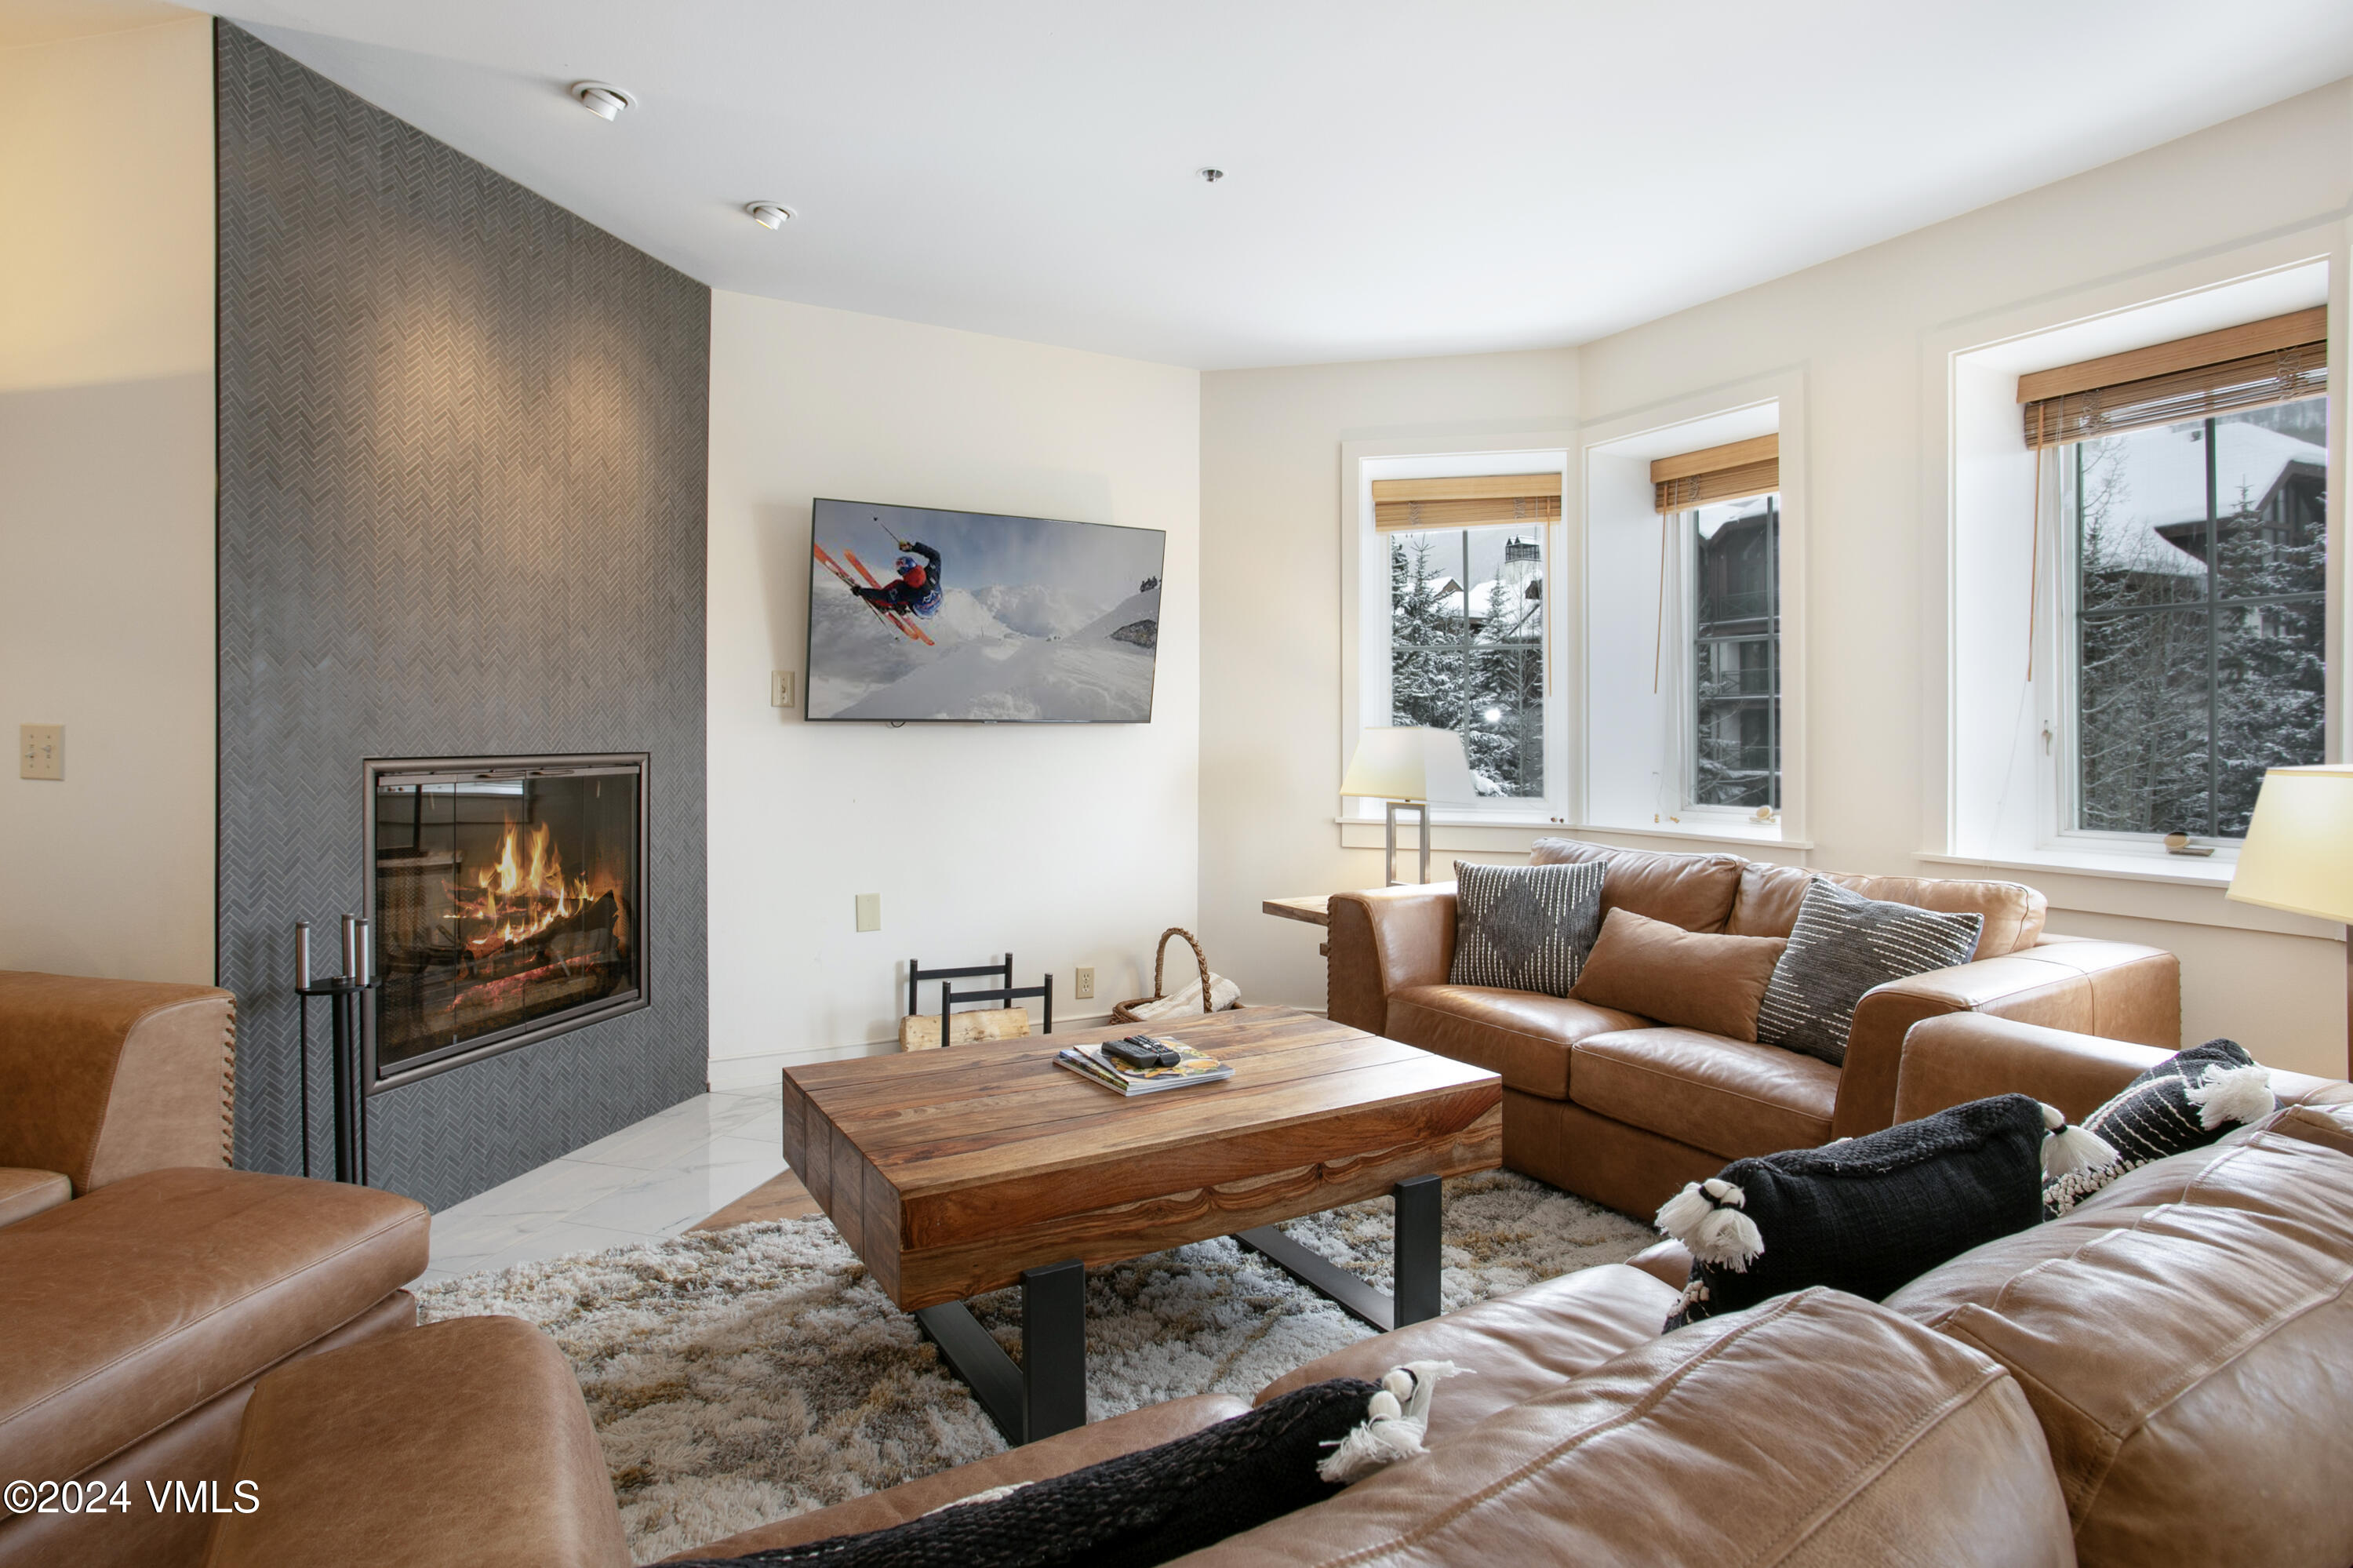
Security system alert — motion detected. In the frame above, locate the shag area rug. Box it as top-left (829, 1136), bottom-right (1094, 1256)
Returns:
top-left (416, 1170), bottom-right (1653, 1560)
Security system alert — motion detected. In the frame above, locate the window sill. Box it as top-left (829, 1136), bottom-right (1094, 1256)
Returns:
top-left (1921, 848), bottom-right (2237, 889)
top-left (1918, 850), bottom-right (2338, 940)
top-left (1336, 817), bottom-right (1813, 854)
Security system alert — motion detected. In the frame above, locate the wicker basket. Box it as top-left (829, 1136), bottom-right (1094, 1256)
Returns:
top-left (1110, 927), bottom-right (1238, 1024)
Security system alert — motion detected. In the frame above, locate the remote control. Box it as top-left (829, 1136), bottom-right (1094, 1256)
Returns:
top-left (1104, 1036), bottom-right (1180, 1070)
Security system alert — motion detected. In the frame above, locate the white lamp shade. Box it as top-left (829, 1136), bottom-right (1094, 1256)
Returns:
top-left (1341, 726), bottom-right (1478, 802)
top-left (2226, 764), bottom-right (2353, 924)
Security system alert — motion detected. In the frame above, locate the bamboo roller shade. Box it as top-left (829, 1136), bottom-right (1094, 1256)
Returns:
top-left (2019, 307), bottom-right (2328, 449)
top-left (1371, 472), bottom-right (1562, 532)
top-left (1651, 434), bottom-right (1779, 513)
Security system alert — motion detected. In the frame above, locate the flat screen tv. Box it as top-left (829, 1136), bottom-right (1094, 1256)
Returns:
top-left (806, 499), bottom-right (1166, 723)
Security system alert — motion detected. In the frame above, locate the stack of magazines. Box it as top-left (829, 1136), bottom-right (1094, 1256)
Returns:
top-left (1055, 1035), bottom-right (1233, 1096)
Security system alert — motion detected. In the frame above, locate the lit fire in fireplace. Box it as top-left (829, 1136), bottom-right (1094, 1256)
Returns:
top-left (450, 820), bottom-right (608, 958)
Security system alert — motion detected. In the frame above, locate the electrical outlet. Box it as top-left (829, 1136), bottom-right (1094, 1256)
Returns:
top-left (770, 669), bottom-right (795, 708)
top-left (19, 725), bottom-right (63, 781)
top-left (1074, 966), bottom-right (1095, 1000)
top-left (854, 893), bottom-right (881, 933)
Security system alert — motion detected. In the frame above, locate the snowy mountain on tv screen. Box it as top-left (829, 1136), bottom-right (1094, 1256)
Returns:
top-left (806, 500), bottom-right (1165, 723)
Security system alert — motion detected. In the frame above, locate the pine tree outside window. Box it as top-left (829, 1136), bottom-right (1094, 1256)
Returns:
top-left (2067, 397), bottom-right (2328, 839)
top-left (1386, 526), bottom-right (1546, 799)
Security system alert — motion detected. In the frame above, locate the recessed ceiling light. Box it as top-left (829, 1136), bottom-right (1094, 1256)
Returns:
top-left (1197, 167), bottom-right (1225, 184)
top-left (570, 82), bottom-right (636, 121)
top-left (744, 203), bottom-right (795, 231)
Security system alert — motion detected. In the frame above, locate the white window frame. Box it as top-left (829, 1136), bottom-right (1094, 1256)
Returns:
top-left (1339, 436), bottom-right (1575, 829)
top-left (1667, 493), bottom-right (1786, 824)
top-left (1576, 373), bottom-right (1806, 849)
top-left (1937, 246), bottom-right (2341, 888)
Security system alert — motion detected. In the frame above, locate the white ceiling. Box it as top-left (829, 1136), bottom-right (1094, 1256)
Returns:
top-left (197, 2), bottom-right (2353, 369)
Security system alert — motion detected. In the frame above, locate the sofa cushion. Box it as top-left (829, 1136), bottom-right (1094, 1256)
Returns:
top-left (1885, 1126), bottom-right (2353, 1568)
top-left (1529, 837), bottom-right (1744, 932)
top-left (1728, 862), bottom-right (2047, 958)
top-left (2042, 1038), bottom-right (2275, 1216)
top-left (1568, 908), bottom-right (1785, 1042)
top-left (0, 1168), bottom-right (70, 1228)
top-left (1386, 985), bottom-right (1646, 1099)
top-left (672, 1394), bottom-right (1253, 1560)
top-left (0, 1166), bottom-right (427, 1486)
top-left (1447, 859), bottom-right (1605, 997)
top-left (201, 1315), bottom-right (628, 1568)
top-left (1570, 1028), bottom-right (1838, 1159)
top-left (1179, 1289), bottom-right (2074, 1568)
top-left (1252, 1262), bottom-right (1677, 1441)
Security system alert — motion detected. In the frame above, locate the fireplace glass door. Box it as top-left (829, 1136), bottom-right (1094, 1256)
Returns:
top-left (369, 756), bottom-right (646, 1083)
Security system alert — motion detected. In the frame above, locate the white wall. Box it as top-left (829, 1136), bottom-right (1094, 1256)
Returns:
top-left (706, 292), bottom-right (1200, 1085)
top-left (1202, 80), bottom-right (2353, 1079)
top-left (0, 16), bottom-right (216, 984)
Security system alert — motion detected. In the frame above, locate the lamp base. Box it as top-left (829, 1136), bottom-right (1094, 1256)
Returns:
top-left (1384, 800), bottom-right (1431, 887)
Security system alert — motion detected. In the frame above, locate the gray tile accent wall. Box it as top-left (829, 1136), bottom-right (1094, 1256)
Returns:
top-left (215, 22), bottom-right (711, 1210)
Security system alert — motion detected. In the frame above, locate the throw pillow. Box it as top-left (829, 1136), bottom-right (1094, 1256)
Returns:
top-left (1566, 908), bottom-right (1787, 1041)
top-left (1657, 1093), bottom-right (2047, 1330)
top-left (2042, 1038), bottom-right (2275, 1217)
top-left (1448, 859), bottom-right (1606, 998)
top-left (666, 1370), bottom-right (1449, 1568)
top-left (1753, 878), bottom-right (1984, 1065)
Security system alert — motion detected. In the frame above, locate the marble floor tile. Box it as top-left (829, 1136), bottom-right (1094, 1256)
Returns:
top-left (425, 1086), bottom-right (800, 1279)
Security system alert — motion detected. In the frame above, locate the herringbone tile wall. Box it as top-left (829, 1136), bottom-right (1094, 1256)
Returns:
top-left (215, 22), bottom-right (711, 1210)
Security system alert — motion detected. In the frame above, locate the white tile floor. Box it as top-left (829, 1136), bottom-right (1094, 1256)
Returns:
top-left (417, 1083), bottom-right (787, 1286)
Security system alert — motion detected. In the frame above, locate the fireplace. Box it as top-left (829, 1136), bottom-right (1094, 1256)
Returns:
top-left (365, 755), bottom-right (647, 1087)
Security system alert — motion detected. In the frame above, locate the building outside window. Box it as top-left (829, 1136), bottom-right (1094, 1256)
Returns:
top-left (1689, 493), bottom-right (1780, 809)
top-left (1387, 526), bottom-right (1546, 798)
top-left (2069, 396), bottom-right (2328, 839)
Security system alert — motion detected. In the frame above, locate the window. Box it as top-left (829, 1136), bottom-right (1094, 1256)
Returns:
top-left (2067, 398), bottom-right (2328, 838)
top-left (1385, 522), bottom-right (1548, 799)
top-left (1689, 494), bottom-right (1781, 809)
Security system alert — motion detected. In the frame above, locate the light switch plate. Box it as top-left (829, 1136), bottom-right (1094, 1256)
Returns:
top-left (855, 893), bottom-right (881, 933)
top-left (20, 724), bottom-right (63, 780)
top-left (771, 669), bottom-right (795, 708)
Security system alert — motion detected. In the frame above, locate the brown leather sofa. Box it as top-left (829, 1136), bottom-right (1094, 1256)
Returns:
top-left (189, 1018), bottom-right (2353, 1568)
top-left (1327, 837), bottom-right (2182, 1217)
top-left (0, 971), bottom-right (431, 1568)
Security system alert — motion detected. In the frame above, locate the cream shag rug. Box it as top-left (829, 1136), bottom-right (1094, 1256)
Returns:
top-left (416, 1170), bottom-right (1652, 1560)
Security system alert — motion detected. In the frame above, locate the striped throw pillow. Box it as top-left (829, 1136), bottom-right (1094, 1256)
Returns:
top-left (2042, 1039), bottom-right (2275, 1216)
top-left (1447, 860), bottom-right (1606, 998)
top-left (1755, 878), bottom-right (1983, 1066)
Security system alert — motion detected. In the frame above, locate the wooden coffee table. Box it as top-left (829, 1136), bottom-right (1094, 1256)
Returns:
top-left (780, 1006), bottom-right (1501, 1444)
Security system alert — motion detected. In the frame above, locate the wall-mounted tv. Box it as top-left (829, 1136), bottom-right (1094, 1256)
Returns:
top-left (806, 499), bottom-right (1166, 723)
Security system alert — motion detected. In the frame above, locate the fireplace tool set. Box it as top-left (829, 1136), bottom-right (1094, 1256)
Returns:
top-left (293, 916), bottom-right (373, 1186)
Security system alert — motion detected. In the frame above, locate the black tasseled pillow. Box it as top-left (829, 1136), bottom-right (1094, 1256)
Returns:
top-left (662, 1377), bottom-right (1383, 1568)
top-left (2042, 1039), bottom-right (2275, 1217)
top-left (1659, 1094), bottom-right (2048, 1330)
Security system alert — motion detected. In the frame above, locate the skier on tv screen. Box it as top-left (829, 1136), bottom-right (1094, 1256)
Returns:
top-left (853, 540), bottom-right (944, 618)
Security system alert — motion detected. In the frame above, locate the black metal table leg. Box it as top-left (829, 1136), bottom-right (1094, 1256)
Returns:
top-left (915, 1256), bottom-right (1088, 1445)
top-left (1236, 1174), bottom-right (1446, 1333)
top-left (1391, 1173), bottom-right (1442, 1326)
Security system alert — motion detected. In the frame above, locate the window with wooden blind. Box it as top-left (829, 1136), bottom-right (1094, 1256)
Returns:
top-left (2022, 308), bottom-right (2330, 840)
top-left (1649, 438), bottom-right (1784, 813)
top-left (1369, 472), bottom-right (1557, 801)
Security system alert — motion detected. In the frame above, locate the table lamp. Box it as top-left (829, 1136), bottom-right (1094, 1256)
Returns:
top-left (1341, 727), bottom-right (1477, 886)
top-left (2225, 763), bottom-right (2353, 1079)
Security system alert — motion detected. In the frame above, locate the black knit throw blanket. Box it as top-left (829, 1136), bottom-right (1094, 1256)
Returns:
top-left (661, 1377), bottom-right (1380, 1568)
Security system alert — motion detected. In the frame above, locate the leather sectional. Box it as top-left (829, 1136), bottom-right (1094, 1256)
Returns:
top-left (189, 1013), bottom-right (2353, 1567)
top-left (0, 972), bottom-right (429, 1568)
top-left (1328, 837), bottom-right (2183, 1216)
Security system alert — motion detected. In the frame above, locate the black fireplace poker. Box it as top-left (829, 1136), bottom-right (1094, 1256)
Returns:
top-left (294, 915), bottom-right (374, 1187)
